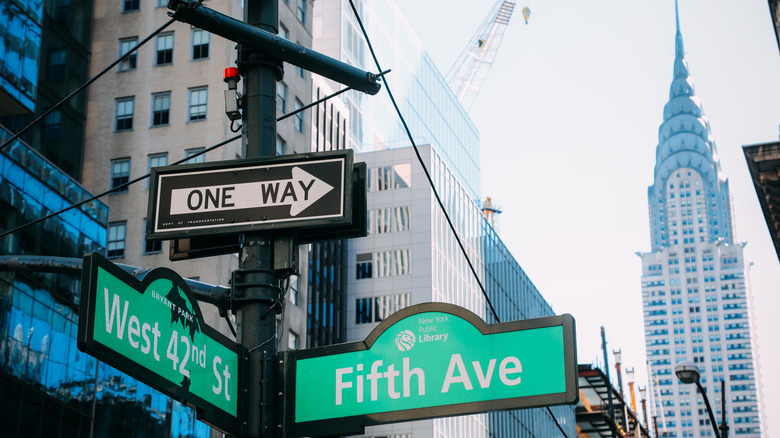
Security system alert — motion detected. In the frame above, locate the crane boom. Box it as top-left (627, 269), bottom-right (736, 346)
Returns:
top-left (445, 0), bottom-right (521, 111)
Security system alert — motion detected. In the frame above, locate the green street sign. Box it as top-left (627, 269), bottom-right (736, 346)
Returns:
top-left (77, 252), bottom-right (242, 434)
top-left (282, 303), bottom-right (578, 437)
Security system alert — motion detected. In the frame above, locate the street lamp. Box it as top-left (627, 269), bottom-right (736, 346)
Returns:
top-left (674, 360), bottom-right (729, 438)
top-left (627, 367), bottom-right (637, 412)
top-left (613, 349), bottom-right (628, 433)
top-left (638, 386), bottom-right (649, 431)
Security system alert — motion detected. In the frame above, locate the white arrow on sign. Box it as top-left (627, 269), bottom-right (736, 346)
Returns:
top-left (169, 167), bottom-right (334, 217)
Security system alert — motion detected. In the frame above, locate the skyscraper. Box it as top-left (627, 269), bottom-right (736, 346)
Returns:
top-left (638, 3), bottom-right (763, 437)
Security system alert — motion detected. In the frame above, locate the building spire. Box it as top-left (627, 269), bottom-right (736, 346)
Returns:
top-left (674, 0), bottom-right (687, 79)
top-left (646, 0), bottom-right (734, 249)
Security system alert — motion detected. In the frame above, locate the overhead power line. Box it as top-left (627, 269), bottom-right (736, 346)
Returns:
top-left (0, 16), bottom-right (177, 153)
top-left (345, 0), bottom-right (500, 324)
top-left (345, 2), bottom-right (571, 436)
top-left (0, 83), bottom-right (366, 241)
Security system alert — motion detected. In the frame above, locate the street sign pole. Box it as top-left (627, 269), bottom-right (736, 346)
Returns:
top-left (238, 1), bottom-right (281, 436)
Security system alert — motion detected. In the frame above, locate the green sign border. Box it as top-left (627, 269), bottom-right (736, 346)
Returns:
top-left (77, 252), bottom-right (243, 435)
top-left (281, 303), bottom-right (578, 437)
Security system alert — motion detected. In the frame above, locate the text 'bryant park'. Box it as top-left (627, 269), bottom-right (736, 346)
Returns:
top-left (1, 0), bottom-right (778, 437)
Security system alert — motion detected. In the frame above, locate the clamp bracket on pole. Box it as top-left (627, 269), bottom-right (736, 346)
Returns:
top-left (230, 268), bottom-right (283, 315)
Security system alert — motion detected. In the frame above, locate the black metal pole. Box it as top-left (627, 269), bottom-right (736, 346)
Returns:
top-left (235, 1), bottom-right (281, 436)
top-left (167, 0), bottom-right (380, 95)
top-left (695, 381), bottom-right (721, 438)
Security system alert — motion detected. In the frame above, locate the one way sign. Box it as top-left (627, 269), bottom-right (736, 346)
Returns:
top-left (147, 150), bottom-right (353, 240)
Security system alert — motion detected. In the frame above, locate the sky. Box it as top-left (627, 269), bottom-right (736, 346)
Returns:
top-left (394, 0), bottom-right (780, 433)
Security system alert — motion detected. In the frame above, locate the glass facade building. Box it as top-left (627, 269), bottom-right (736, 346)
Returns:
top-left (0, 0), bottom-right (41, 115)
top-left (0, 129), bottom-right (215, 437)
top-left (309, 0), bottom-right (575, 436)
top-left (349, 146), bottom-right (575, 438)
top-left (313, 0), bottom-right (481, 199)
top-left (637, 7), bottom-right (763, 437)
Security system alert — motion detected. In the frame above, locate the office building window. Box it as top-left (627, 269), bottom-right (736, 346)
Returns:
top-left (144, 219), bottom-right (162, 254)
top-left (151, 92), bottom-right (170, 126)
top-left (368, 206), bottom-right (411, 234)
top-left (188, 87), bottom-right (208, 121)
top-left (288, 331), bottom-right (299, 350)
top-left (356, 298), bottom-right (372, 324)
top-left (192, 29), bottom-right (209, 60)
top-left (155, 32), bottom-right (174, 65)
top-left (293, 98), bottom-right (304, 132)
top-left (147, 152), bottom-right (167, 189)
top-left (111, 158), bottom-right (130, 192)
top-left (53, 0), bottom-right (71, 21)
top-left (375, 249), bottom-right (411, 277)
top-left (277, 82), bottom-right (287, 113)
top-left (47, 48), bottom-right (66, 81)
top-left (118, 37), bottom-right (137, 71)
top-left (296, 0), bottom-right (306, 23)
top-left (43, 110), bottom-right (62, 141)
top-left (288, 275), bottom-right (299, 306)
top-left (356, 253), bottom-right (372, 279)
top-left (368, 164), bottom-right (411, 191)
top-left (356, 293), bottom-right (411, 324)
top-left (122, 0), bottom-right (139, 13)
top-left (115, 97), bottom-right (134, 131)
top-left (148, 153), bottom-right (168, 173)
top-left (276, 135), bottom-right (286, 155)
top-left (107, 222), bottom-right (127, 258)
top-left (185, 147), bottom-right (206, 163)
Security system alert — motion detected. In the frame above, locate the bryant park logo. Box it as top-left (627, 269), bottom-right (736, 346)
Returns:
top-left (395, 330), bottom-right (415, 351)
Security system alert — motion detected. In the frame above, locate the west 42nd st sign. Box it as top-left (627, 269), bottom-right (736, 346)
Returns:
top-left (77, 252), bottom-right (241, 434)
top-left (147, 150), bottom-right (353, 240)
top-left (282, 303), bottom-right (578, 437)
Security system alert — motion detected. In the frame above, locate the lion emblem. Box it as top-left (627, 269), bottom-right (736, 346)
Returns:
top-left (395, 330), bottom-right (416, 351)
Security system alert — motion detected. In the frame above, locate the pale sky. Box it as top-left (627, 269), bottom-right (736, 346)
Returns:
top-left (394, 0), bottom-right (780, 433)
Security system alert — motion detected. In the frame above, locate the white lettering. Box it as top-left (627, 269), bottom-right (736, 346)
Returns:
top-left (213, 356), bottom-right (223, 395)
top-left (384, 364), bottom-right (400, 399)
top-left (103, 288), bottom-right (129, 339)
top-left (127, 315), bottom-right (140, 348)
top-left (152, 322), bottom-right (161, 361)
top-left (367, 360), bottom-right (383, 401)
top-left (499, 356), bottom-right (522, 386)
top-left (335, 367), bottom-right (353, 405)
top-left (441, 354), bottom-right (473, 393)
top-left (473, 359), bottom-right (497, 388)
top-left (141, 323), bottom-right (151, 354)
top-left (403, 357), bottom-right (425, 397)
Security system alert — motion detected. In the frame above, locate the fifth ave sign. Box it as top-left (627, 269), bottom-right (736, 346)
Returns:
top-left (147, 150), bottom-right (353, 240)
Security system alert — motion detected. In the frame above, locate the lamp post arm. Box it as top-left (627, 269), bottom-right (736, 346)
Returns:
top-left (695, 380), bottom-right (722, 438)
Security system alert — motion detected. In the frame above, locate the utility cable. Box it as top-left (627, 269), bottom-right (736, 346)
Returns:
top-left (0, 17), bottom-right (177, 153)
top-left (0, 84), bottom-right (362, 241)
top-left (346, 3), bottom-right (570, 436)
top-left (277, 69), bottom-right (390, 122)
top-left (345, 0), bottom-right (500, 325)
top-left (0, 134), bottom-right (239, 241)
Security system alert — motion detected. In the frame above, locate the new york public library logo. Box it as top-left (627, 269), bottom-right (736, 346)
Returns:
top-left (394, 314), bottom-right (452, 352)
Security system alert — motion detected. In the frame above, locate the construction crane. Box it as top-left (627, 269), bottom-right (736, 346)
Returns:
top-left (481, 197), bottom-right (502, 228)
top-left (445, 1), bottom-right (529, 112)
